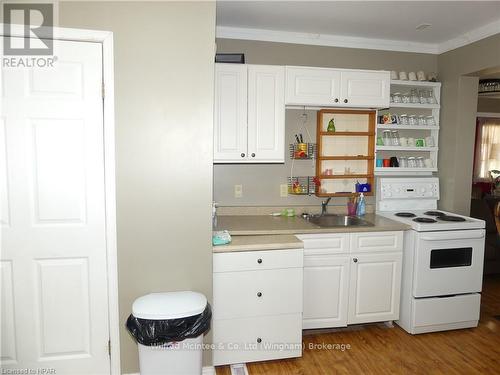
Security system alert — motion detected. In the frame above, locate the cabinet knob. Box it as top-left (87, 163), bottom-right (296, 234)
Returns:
top-left (257, 258), bottom-right (262, 264)
top-left (334, 98), bottom-right (339, 103)
top-left (353, 258), bottom-right (358, 263)
top-left (344, 99), bottom-right (348, 103)
top-left (257, 292), bottom-right (262, 297)
top-left (241, 153), bottom-right (245, 157)
top-left (256, 338), bottom-right (262, 343)
top-left (251, 153), bottom-right (256, 157)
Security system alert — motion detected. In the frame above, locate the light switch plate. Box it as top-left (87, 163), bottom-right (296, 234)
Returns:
top-left (280, 184), bottom-right (288, 197)
top-left (234, 184), bottom-right (243, 198)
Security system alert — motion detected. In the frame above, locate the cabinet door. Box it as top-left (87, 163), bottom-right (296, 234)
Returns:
top-left (214, 64), bottom-right (247, 162)
top-left (285, 66), bottom-right (341, 106)
top-left (340, 71), bottom-right (390, 108)
top-left (348, 252), bottom-right (402, 324)
top-left (303, 255), bottom-right (350, 329)
top-left (247, 65), bottom-right (285, 162)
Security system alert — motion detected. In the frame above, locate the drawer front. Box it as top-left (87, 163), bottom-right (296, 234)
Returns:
top-left (350, 231), bottom-right (403, 253)
top-left (296, 233), bottom-right (349, 255)
top-left (213, 268), bottom-right (303, 319)
top-left (213, 249), bottom-right (303, 273)
top-left (412, 294), bottom-right (481, 328)
top-left (212, 313), bottom-right (302, 366)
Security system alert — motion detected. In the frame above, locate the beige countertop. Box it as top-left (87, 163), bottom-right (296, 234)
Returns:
top-left (212, 214), bottom-right (410, 253)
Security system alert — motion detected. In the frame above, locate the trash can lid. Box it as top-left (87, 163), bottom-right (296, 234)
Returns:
top-left (132, 291), bottom-right (207, 320)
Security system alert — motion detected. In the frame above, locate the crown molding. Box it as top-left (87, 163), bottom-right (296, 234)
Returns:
top-left (437, 19), bottom-right (500, 54)
top-left (217, 21), bottom-right (500, 55)
top-left (216, 26), bottom-right (440, 54)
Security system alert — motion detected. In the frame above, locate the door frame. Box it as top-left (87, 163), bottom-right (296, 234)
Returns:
top-left (1, 24), bottom-right (120, 375)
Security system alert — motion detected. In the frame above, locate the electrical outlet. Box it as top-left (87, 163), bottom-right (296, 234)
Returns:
top-left (280, 184), bottom-right (288, 197)
top-left (234, 184), bottom-right (243, 198)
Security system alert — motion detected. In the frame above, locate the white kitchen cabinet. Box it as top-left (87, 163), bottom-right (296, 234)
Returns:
top-left (299, 231), bottom-right (403, 329)
top-left (285, 66), bottom-right (390, 108)
top-left (303, 255), bottom-right (350, 329)
top-left (212, 248), bottom-right (303, 366)
top-left (340, 71), bottom-right (390, 108)
top-left (347, 252), bottom-right (402, 324)
top-left (285, 66), bottom-right (341, 107)
top-left (214, 64), bottom-right (247, 161)
top-left (214, 64), bottom-right (285, 163)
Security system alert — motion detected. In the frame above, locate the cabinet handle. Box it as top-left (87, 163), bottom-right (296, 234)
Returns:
top-left (344, 99), bottom-right (348, 103)
top-left (334, 98), bottom-right (339, 103)
top-left (241, 153), bottom-right (245, 157)
top-left (251, 153), bottom-right (256, 157)
top-left (257, 258), bottom-right (262, 264)
top-left (257, 292), bottom-right (262, 297)
top-left (353, 258), bottom-right (358, 263)
top-left (256, 338), bottom-right (262, 343)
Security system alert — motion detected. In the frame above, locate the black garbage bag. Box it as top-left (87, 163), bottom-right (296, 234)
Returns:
top-left (126, 303), bottom-right (211, 346)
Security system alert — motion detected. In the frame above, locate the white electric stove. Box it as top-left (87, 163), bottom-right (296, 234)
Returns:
top-left (376, 177), bottom-right (486, 334)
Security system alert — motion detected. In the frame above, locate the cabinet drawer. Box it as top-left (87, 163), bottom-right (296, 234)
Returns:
top-left (213, 268), bottom-right (303, 319)
top-left (296, 233), bottom-right (349, 255)
top-left (213, 249), bottom-right (303, 273)
top-left (212, 313), bottom-right (302, 366)
top-left (350, 231), bottom-right (403, 253)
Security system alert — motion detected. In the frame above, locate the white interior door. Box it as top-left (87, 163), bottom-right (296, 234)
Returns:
top-left (1, 37), bottom-right (111, 374)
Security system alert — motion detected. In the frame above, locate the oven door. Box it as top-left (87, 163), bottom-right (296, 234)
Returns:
top-left (413, 229), bottom-right (485, 297)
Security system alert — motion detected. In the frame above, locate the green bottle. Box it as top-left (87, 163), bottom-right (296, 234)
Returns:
top-left (327, 118), bottom-right (336, 132)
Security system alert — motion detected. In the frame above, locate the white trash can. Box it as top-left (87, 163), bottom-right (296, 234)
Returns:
top-left (127, 291), bottom-right (211, 375)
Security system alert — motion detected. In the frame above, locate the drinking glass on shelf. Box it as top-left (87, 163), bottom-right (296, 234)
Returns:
top-left (425, 136), bottom-right (435, 147)
top-left (419, 90), bottom-right (427, 104)
top-left (402, 92), bottom-right (411, 104)
top-left (391, 130), bottom-right (400, 146)
top-left (426, 116), bottom-right (435, 126)
top-left (400, 114), bottom-right (409, 126)
top-left (418, 115), bottom-right (426, 126)
top-left (392, 92), bottom-right (402, 103)
top-left (416, 157), bottom-right (425, 168)
top-left (408, 157), bottom-right (417, 168)
top-left (409, 115), bottom-right (417, 126)
top-left (399, 157), bottom-right (408, 168)
top-left (383, 130), bottom-right (392, 146)
top-left (410, 89), bottom-right (419, 104)
top-left (427, 90), bottom-right (437, 104)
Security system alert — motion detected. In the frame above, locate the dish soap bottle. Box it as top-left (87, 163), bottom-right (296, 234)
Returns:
top-left (327, 118), bottom-right (336, 132)
top-left (356, 193), bottom-right (366, 216)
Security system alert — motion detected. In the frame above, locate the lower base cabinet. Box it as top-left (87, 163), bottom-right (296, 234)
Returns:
top-left (212, 248), bottom-right (303, 366)
top-left (299, 231), bottom-right (403, 329)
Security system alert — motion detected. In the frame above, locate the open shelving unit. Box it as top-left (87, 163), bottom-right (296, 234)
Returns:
top-left (316, 109), bottom-right (375, 197)
top-left (375, 80), bottom-right (441, 175)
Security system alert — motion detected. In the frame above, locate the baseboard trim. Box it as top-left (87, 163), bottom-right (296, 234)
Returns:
top-left (124, 366), bottom-right (215, 375)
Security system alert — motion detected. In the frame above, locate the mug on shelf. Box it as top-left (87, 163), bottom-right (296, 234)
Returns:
top-left (376, 159), bottom-right (384, 167)
top-left (417, 71), bottom-right (426, 81)
top-left (407, 137), bottom-right (416, 147)
top-left (415, 138), bottom-right (426, 147)
top-left (408, 72), bottom-right (417, 81)
top-left (399, 71), bottom-right (408, 80)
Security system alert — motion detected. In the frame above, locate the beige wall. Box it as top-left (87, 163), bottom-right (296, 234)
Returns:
top-left (437, 34), bottom-right (500, 214)
top-left (59, 2), bottom-right (215, 372)
top-left (214, 38), bottom-right (437, 208)
top-left (477, 97), bottom-right (500, 113)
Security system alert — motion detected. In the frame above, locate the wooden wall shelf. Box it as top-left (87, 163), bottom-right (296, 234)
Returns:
top-left (316, 109), bottom-right (376, 197)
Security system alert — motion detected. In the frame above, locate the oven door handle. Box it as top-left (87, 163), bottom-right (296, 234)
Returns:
top-left (420, 232), bottom-right (484, 241)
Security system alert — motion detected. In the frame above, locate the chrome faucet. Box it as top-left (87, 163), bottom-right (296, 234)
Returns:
top-left (321, 197), bottom-right (332, 216)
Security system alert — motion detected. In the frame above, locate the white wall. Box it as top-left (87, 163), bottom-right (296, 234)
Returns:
top-left (59, 1), bottom-right (215, 372)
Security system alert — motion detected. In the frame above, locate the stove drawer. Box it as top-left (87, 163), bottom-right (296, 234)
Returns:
top-left (412, 294), bottom-right (481, 328)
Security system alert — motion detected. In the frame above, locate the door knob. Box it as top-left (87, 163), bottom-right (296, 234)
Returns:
top-left (257, 292), bottom-right (262, 297)
top-left (256, 338), bottom-right (262, 343)
top-left (353, 258), bottom-right (358, 263)
top-left (257, 258), bottom-right (262, 264)
top-left (344, 99), bottom-right (348, 103)
top-left (251, 153), bottom-right (256, 157)
top-left (334, 98), bottom-right (339, 103)
top-left (241, 153), bottom-right (245, 157)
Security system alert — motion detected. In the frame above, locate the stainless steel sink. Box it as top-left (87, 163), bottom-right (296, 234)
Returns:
top-left (307, 214), bottom-right (373, 228)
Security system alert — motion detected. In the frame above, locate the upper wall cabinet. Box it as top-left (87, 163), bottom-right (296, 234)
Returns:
top-left (285, 66), bottom-right (390, 108)
top-left (214, 63), bottom-right (285, 163)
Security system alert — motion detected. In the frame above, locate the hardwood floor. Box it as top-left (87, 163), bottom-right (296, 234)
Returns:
top-left (216, 274), bottom-right (500, 375)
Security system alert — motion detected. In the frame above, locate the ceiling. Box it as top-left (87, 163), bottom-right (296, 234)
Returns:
top-left (216, 1), bottom-right (500, 54)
